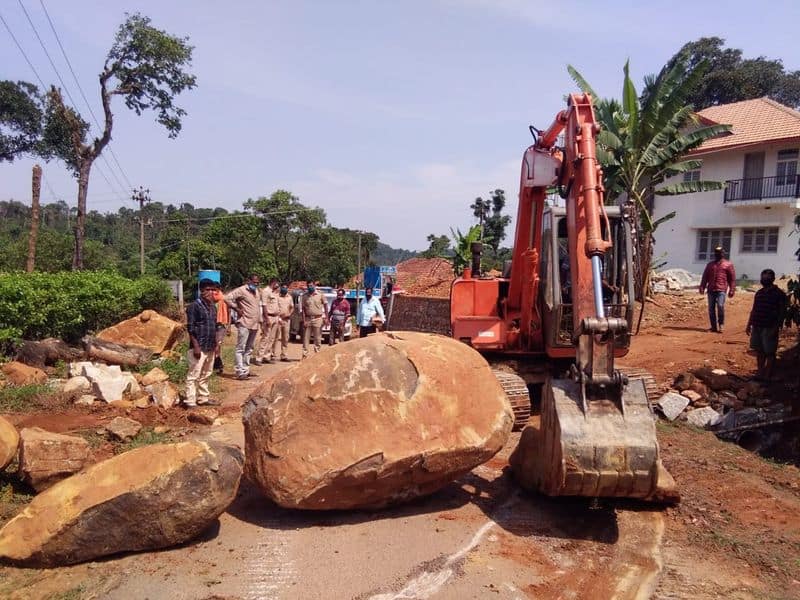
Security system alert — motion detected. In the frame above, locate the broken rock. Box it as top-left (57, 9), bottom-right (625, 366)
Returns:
top-left (105, 417), bottom-right (142, 441)
top-left (0, 416), bottom-right (19, 470)
top-left (681, 390), bottom-right (703, 404)
top-left (18, 428), bottom-right (90, 491)
top-left (243, 331), bottom-right (513, 510)
top-left (657, 392), bottom-right (690, 421)
top-left (96, 310), bottom-right (184, 355)
top-left (672, 372), bottom-right (696, 392)
top-left (140, 367), bottom-right (169, 387)
top-left (0, 441), bottom-right (243, 566)
top-left (146, 381), bottom-right (180, 409)
top-left (75, 395), bottom-right (95, 406)
top-left (1, 361), bottom-right (47, 386)
top-left (62, 376), bottom-right (91, 395)
top-left (686, 407), bottom-right (723, 429)
top-left (91, 373), bottom-right (131, 403)
top-left (187, 407), bottom-right (219, 425)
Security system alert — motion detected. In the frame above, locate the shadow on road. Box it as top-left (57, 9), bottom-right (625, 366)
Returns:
top-left (226, 467), bottom-right (624, 544)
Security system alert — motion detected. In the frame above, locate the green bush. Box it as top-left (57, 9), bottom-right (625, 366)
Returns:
top-left (0, 271), bottom-right (172, 347)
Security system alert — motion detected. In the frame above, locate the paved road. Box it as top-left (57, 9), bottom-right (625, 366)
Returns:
top-left (92, 341), bottom-right (666, 600)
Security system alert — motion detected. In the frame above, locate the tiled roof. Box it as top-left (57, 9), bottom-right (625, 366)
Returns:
top-left (692, 97), bottom-right (800, 155)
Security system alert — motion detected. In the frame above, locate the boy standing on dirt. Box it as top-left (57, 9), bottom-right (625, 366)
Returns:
top-left (699, 246), bottom-right (736, 332)
top-left (745, 269), bottom-right (787, 381)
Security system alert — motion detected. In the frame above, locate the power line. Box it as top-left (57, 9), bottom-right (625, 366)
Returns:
top-left (38, 0), bottom-right (134, 191)
top-left (154, 206), bottom-right (322, 224)
top-left (0, 8), bottom-right (46, 88)
top-left (15, 0), bottom-right (130, 200)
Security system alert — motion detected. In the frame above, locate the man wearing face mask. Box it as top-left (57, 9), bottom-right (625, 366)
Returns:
top-left (225, 274), bottom-right (261, 379)
top-left (273, 284), bottom-right (294, 361)
top-left (357, 287), bottom-right (385, 338)
top-left (301, 280), bottom-right (328, 358)
top-left (746, 269), bottom-right (787, 381)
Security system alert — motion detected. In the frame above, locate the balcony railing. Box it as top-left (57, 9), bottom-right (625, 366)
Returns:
top-left (724, 174), bottom-right (800, 203)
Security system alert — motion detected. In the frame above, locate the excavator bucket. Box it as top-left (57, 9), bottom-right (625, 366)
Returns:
top-left (511, 377), bottom-right (678, 501)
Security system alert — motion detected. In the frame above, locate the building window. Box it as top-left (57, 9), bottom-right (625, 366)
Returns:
top-left (683, 169), bottom-right (701, 183)
top-left (776, 149), bottom-right (798, 186)
top-left (741, 227), bottom-right (778, 253)
top-left (696, 229), bottom-right (731, 261)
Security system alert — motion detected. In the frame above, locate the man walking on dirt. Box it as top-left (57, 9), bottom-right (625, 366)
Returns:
top-left (185, 279), bottom-right (221, 407)
top-left (256, 278), bottom-right (281, 364)
top-left (302, 281), bottom-right (328, 358)
top-left (225, 274), bottom-right (261, 379)
top-left (699, 246), bottom-right (736, 332)
top-left (328, 288), bottom-right (350, 345)
top-left (746, 269), bottom-right (787, 381)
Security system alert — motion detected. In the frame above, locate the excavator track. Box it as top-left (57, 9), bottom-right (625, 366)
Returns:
top-left (491, 370), bottom-right (531, 430)
top-left (617, 366), bottom-right (659, 404)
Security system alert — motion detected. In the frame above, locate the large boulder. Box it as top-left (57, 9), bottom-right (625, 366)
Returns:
top-left (243, 331), bottom-right (513, 510)
top-left (18, 428), bottom-right (91, 491)
top-left (0, 441), bottom-right (243, 566)
top-left (96, 310), bottom-right (184, 355)
top-left (0, 416), bottom-right (19, 471)
top-left (1, 361), bottom-right (47, 386)
top-left (141, 366), bottom-right (169, 387)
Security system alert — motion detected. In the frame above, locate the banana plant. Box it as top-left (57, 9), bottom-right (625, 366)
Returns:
top-left (567, 58), bottom-right (732, 302)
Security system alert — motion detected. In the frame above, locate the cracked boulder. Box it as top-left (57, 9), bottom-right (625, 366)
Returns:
top-left (243, 331), bottom-right (513, 510)
top-left (0, 441), bottom-right (243, 566)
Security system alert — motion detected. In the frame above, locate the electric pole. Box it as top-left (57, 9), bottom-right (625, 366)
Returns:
top-left (27, 165), bottom-right (42, 273)
top-left (131, 186), bottom-right (151, 275)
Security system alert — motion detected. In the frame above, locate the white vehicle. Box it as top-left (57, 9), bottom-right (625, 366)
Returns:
top-left (290, 291), bottom-right (353, 342)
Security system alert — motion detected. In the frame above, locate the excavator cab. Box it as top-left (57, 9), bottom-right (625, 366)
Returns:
top-left (541, 206), bottom-right (634, 353)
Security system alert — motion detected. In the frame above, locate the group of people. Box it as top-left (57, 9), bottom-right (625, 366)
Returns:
top-left (699, 246), bottom-right (788, 381)
top-left (184, 275), bottom-right (386, 407)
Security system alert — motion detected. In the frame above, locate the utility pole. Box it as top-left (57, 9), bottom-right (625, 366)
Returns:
top-left (27, 164), bottom-right (42, 273)
top-left (131, 186), bottom-right (151, 275)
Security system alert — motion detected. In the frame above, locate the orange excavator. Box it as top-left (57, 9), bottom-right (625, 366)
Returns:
top-left (451, 93), bottom-right (675, 500)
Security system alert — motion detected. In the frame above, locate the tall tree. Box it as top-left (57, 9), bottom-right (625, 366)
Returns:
top-left (568, 58), bottom-right (732, 301)
top-left (46, 13), bottom-right (196, 270)
top-left (245, 190), bottom-right (326, 282)
top-left (665, 37), bottom-right (800, 109)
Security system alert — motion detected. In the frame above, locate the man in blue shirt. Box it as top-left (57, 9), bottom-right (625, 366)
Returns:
top-left (185, 279), bottom-right (221, 407)
top-left (357, 287), bottom-right (385, 338)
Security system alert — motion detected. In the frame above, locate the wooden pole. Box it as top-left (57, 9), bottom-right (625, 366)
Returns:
top-left (26, 164), bottom-right (42, 273)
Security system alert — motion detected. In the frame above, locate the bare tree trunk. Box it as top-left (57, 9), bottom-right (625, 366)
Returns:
top-left (27, 164), bottom-right (42, 273)
top-left (72, 159), bottom-right (92, 270)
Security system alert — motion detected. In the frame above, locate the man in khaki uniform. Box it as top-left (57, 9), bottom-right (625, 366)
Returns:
top-left (256, 278), bottom-right (281, 363)
top-left (273, 284), bottom-right (294, 361)
top-left (302, 280), bottom-right (328, 358)
top-left (224, 274), bottom-right (261, 379)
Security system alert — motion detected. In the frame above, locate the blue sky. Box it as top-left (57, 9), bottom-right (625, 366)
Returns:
top-left (2, 0), bottom-right (799, 250)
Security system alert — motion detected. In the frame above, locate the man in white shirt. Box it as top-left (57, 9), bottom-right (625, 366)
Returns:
top-left (356, 287), bottom-right (385, 338)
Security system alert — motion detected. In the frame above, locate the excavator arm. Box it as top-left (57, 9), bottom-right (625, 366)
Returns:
top-left (510, 94), bottom-right (677, 500)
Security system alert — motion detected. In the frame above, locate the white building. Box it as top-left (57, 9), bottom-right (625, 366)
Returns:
top-left (652, 98), bottom-right (800, 279)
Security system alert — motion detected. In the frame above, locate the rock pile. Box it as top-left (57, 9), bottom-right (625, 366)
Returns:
top-left (651, 268), bottom-right (702, 293)
top-left (656, 367), bottom-right (792, 434)
top-left (0, 441), bottom-right (243, 566)
top-left (243, 331), bottom-right (513, 510)
top-left (59, 362), bottom-right (179, 408)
